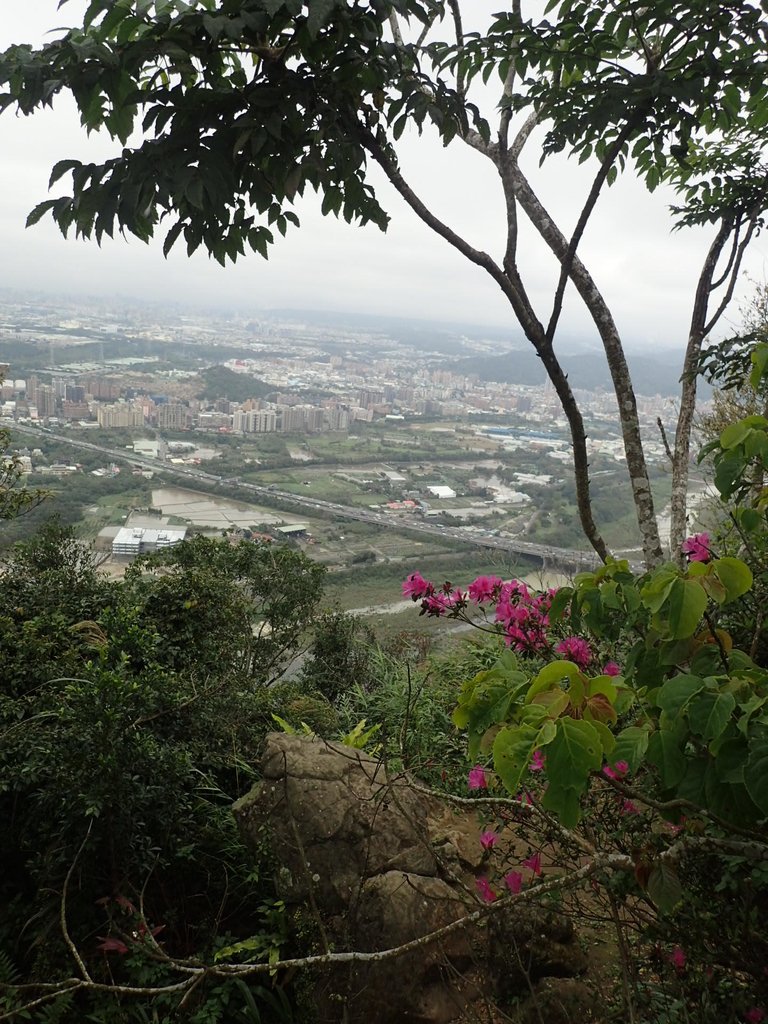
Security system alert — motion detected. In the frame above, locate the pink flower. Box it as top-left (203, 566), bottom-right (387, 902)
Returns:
top-left (480, 831), bottom-right (498, 851)
top-left (682, 532), bottom-right (711, 563)
top-left (620, 799), bottom-right (640, 815)
top-left (670, 946), bottom-right (686, 971)
top-left (504, 871), bottom-right (523, 894)
top-left (602, 760), bottom-right (629, 780)
top-left (515, 790), bottom-right (534, 807)
top-left (475, 877), bottom-right (496, 903)
top-left (422, 592), bottom-right (451, 616)
top-left (529, 750), bottom-right (546, 773)
top-left (555, 636), bottom-right (592, 669)
top-left (603, 661), bottom-right (621, 676)
top-left (402, 572), bottom-right (431, 600)
top-left (522, 852), bottom-right (542, 876)
top-left (745, 1009), bottom-right (766, 1024)
top-left (468, 766), bottom-right (487, 790)
top-left (468, 575), bottom-right (503, 603)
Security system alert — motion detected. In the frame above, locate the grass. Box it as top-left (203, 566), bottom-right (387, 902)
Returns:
top-left (322, 551), bottom-right (543, 612)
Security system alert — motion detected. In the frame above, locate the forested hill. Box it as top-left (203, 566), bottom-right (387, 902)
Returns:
top-left (196, 364), bottom-right (273, 402)
top-left (445, 347), bottom-right (694, 397)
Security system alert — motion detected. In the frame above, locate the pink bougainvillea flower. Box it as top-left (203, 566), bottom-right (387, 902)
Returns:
top-left (603, 661), bottom-right (621, 676)
top-left (681, 532), bottom-right (712, 563)
top-left (670, 946), bottom-right (686, 971)
top-left (504, 871), bottom-right (523, 894)
top-left (480, 830), bottom-right (498, 851)
top-left (620, 799), bottom-right (640, 815)
top-left (422, 592), bottom-right (451, 616)
top-left (745, 1009), bottom-right (766, 1024)
top-left (402, 572), bottom-right (431, 600)
top-left (522, 852), bottom-right (542, 876)
top-left (529, 749), bottom-right (546, 773)
top-left (515, 790), bottom-right (534, 807)
top-left (468, 765), bottom-right (487, 790)
top-left (468, 575), bottom-right (503, 603)
top-left (475, 877), bottom-right (496, 903)
top-left (602, 760), bottom-right (629, 781)
top-left (555, 636), bottom-right (592, 669)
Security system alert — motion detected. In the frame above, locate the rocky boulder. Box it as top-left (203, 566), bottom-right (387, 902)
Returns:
top-left (233, 733), bottom-right (593, 1024)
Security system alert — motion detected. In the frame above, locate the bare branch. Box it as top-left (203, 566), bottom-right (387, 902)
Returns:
top-left (510, 111), bottom-right (539, 161)
top-left (710, 217), bottom-right (743, 291)
top-left (545, 120), bottom-right (637, 344)
top-left (61, 822), bottom-right (94, 983)
top-left (387, 9), bottom-right (405, 48)
top-left (408, 781), bottom-right (597, 857)
top-left (498, 0), bottom-right (521, 152)
top-left (703, 213), bottom-right (761, 336)
top-left (446, 0), bottom-right (465, 97)
top-left (656, 417), bottom-right (674, 462)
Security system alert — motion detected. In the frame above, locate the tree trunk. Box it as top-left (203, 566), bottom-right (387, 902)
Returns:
top-left (500, 160), bottom-right (664, 568)
top-left (670, 220), bottom-right (736, 560)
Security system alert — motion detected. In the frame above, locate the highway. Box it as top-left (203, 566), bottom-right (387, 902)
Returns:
top-left (9, 423), bottom-right (606, 573)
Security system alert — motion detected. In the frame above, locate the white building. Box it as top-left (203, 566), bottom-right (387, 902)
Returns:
top-left (112, 526), bottom-right (187, 558)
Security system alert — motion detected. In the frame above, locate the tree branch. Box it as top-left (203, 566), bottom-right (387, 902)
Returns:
top-left (545, 120), bottom-right (637, 344)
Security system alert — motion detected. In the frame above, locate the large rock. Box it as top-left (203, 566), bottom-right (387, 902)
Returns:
top-left (233, 734), bottom-right (591, 1024)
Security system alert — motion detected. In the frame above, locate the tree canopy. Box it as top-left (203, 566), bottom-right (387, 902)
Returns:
top-left (2, 0), bottom-right (768, 564)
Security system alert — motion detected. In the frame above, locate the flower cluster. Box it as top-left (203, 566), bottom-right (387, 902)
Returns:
top-left (403, 572), bottom-right (599, 664)
top-left (401, 572), bottom-right (467, 617)
top-left (475, 837), bottom-right (544, 904)
top-left (681, 531), bottom-right (712, 563)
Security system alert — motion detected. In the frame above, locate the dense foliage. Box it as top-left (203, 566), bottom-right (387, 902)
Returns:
top-left (398, 343), bottom-right (768, 1020)
top-left (0, 524), bottom-right (331, 1021)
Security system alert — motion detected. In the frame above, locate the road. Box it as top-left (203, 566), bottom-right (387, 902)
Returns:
top-left (10, 423), bottom-right (607, 573)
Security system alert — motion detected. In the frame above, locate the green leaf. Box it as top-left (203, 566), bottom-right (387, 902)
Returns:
top-left (548, 586), bottom-right (573, 622)
top-left (585, 717), bottom-right (616, 755)
top-left (656, 674), bottom-right (705, 718)
top-left (640, 565), bottom-right (678, 613)
top-left (666, 579), bottom-right (707, 639)
top-left (646, 862), bottom-right (683, 913)
top-left (720, 419), bottom-right (752, 449)
top-left (738, 507), bottom-right (762, 533)
top-left (48, 158), bottom-right (82, 187)
top-left (611, 725), bottom-right (650, 772)
top-left (453, 661), bottom-right (529, 760)
top-left (526, 660), bottom-right (581, 701)
top-left (540, 718), bottom-right (603, 827)
top-left (25, 200), bottom-right (58, 228)
top-left (687, 691), bottom-right (736, 743)
top-left (307, 0), bottom-right (336, 38)
top-left (713, 737), bottom-right (749, 783)
top-left (647, 731), bottom-right (686, 788)
top-left (749, 343), bottom-right (768, 390)
top-left (712, 557), bottom-right (753, 603)
top-left (493, 719), bottom-right (556, 797)
top-left (744, 740), bottom-right (768, 815)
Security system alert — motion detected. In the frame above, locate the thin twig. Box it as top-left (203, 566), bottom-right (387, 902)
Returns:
top-left (61, 821), bottom-right (94, 983)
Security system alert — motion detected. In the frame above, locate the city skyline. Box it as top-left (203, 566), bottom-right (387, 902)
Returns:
top-left (1, 2), bottom-right (765, 349)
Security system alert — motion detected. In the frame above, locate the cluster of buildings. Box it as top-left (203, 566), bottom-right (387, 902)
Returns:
top-left (0, 300), bottom-right (683, 469)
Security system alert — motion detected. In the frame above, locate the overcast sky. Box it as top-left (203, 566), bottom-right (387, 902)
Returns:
top-left (0, 1), bottom-right (765, 347)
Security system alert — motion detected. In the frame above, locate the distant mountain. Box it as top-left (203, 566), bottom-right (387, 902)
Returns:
top-left (445, 347), bottom-right (692, 397)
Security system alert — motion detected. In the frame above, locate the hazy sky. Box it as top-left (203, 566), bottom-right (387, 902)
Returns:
top-left (0, 1), bottom-right (765, 346)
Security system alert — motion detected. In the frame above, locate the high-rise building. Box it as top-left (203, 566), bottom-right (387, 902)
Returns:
top-left (97, 402), bottom-right (145, 428)
top-left (157, 403), bottom-right (191, 430)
